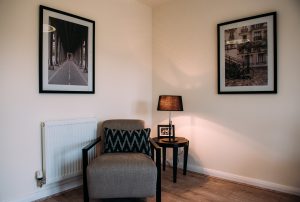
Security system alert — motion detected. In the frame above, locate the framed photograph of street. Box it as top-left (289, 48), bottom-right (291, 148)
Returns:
top-left (39, 5), bottom-right (95, 93)
top-left (217, 12), bottom-right (277, 94)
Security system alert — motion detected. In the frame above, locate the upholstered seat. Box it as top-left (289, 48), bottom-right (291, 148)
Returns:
top-left (87, 153), bottom-right (156, 198)
top-left (82, 119), bottom-right (161, 202)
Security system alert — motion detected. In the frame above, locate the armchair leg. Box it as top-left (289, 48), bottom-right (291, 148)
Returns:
top-left (156, 148), bottom-right (161, 202)
top-left (83, 183), bottom-right (89, 202)
top-left (156, 187), bottom-right (161, 202)
top-left (84, 191), bottom-right (89, 202)
top-left (83, 150), bottom-right (89, 202)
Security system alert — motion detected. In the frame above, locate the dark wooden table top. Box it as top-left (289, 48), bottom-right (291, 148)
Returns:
top-left (152, 137), bottom-right (189, 147)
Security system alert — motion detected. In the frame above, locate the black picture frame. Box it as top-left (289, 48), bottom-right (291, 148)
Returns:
top-left (39, 5), bottom-right (95, 93)
top-left (217, 12), bottom-right (277, 94)
top-left (157, 124), bottom-right (175, 139)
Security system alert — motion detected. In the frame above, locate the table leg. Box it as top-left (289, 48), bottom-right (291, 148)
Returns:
top-left (163, 147), bottom-right (166, 171)
top-left (173, 145), bottom-right (178, 183)
top-left (183, 142), bottom-right (189, 175)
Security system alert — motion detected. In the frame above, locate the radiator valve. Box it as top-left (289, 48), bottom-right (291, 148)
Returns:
top-left (35, 170), bottom-right (46, 187)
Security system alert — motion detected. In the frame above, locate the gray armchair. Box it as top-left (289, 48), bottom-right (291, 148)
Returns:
top-left (82, 119), bottom-right (161, 202)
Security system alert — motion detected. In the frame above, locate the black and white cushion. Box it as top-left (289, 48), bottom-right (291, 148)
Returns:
top-left (104, 128), bottom-right (151, 156)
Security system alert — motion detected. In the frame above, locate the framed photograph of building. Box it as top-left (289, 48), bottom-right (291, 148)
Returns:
top-left (157, 125), bottom-right (175, 139)
top-left (39, 5), bottom-right (95, 93)
top-left (218, 12), bottom-right (277, 94)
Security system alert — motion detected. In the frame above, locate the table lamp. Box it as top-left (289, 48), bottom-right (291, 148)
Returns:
top-left (157, 95), bottom-right (183, 142)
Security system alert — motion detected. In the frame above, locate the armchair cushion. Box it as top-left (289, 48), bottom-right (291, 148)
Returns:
top-left (87, 153), bottom-right (157, 198)
top-left (104, 128), bottom-right (151, 156)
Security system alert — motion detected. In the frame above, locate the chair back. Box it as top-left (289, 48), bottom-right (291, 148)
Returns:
top-left (99, 119), bottom-right (145, 153)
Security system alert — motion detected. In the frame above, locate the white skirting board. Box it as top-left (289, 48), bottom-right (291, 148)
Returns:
top-left (8, 176), bottom-right (82, 202)
top-left (184, 163), bottom-right (300, 197)
top-left (9, 164), bottom-right (300, 202)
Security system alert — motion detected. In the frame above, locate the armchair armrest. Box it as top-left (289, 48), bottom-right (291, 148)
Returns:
top-left (149, 138), bottom-right (161, 202)
top-left (82, 137), bottom-right (101, 202)
top-left (149, 138), bottom-right (160, 150)
top-left (82, 137), bottom-right (101, 168)
top-left (83, 136), bottom-right (101, 152)
top-left (149, 138), bottom-right (161, 167)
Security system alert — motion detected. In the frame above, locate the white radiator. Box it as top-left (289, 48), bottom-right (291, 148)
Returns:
top-left (41, 118), bottom-right (97, 184)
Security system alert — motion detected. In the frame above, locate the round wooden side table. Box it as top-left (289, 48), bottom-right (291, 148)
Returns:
top-left (152, 137), bottom-right (189, 183)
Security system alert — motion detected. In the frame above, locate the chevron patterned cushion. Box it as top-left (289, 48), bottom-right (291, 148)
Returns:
top-left (104, 128), bottom-right (151, 156)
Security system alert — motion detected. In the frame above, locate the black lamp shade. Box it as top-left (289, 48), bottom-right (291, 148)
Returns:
top-left (157, 95), bottom-right (183, 111)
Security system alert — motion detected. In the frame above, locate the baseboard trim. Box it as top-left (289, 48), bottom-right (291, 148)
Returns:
top-left (7, 164), bottom-right (300, 201)
top-left (9, 176), bottom-right (82, 202)
top-left (186, 164), bottom-right (300, 196)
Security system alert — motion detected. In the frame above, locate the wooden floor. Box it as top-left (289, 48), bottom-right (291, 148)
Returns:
top-left (38, 167), bottom-right (299, 202)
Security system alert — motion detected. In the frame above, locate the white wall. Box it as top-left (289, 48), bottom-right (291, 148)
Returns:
top-left (0, 0), bottom-right (152, 201)
top-left (1, 0), bottom-right (300, 200)
top-left (153, 0), bottom-right (300, 194)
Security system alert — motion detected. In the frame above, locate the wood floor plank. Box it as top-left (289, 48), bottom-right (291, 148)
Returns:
top-left (37, 167), bottom-right (300, 202)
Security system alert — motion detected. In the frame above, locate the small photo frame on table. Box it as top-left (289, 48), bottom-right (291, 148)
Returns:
top-left (217, 12), bottom-right (277, 94)
top-left (39, 5), bottom-right (95, 93)
top-left (157, 125), bottom-right (175, 139)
